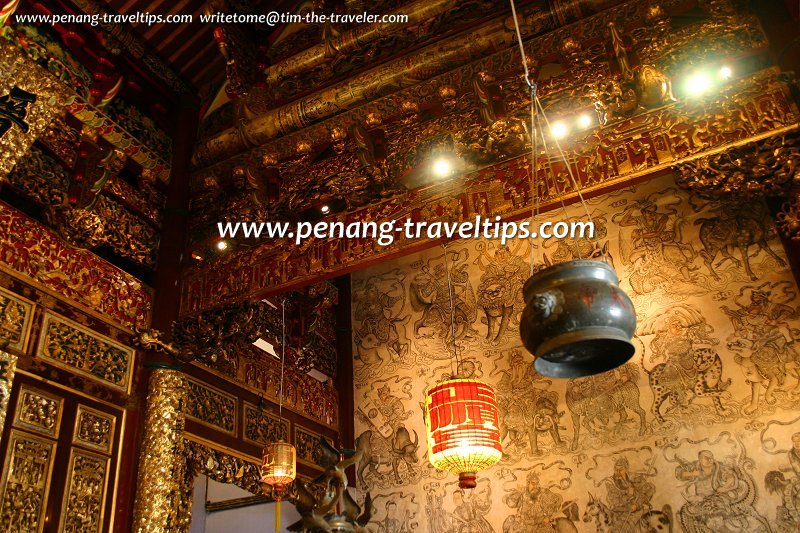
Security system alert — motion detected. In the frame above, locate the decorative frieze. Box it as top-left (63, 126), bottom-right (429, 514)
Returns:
top-left (295, 426), bottom-right (331, 468)
top-left (0, 201), bottom-right (153, 329)
top-left (36, 312), bottom-right (135, 392)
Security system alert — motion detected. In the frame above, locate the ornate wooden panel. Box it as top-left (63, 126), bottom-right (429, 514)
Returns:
top-left (184, 377), bottom-right (237, 435)
top-left (242, 402), bottom-right (289, 447)
top-left (0, 286), bottom-right (34, 353)
top-left (0, 430), bottom-right (56, 532)
top-left (295, 425), bottom-right (331, 469)
top-left (36, 312), bottom-right (135, 393)
top-left (13, 386), bottom-right (63, 437)
top-left (73, 405), bottom-right (116, 454)
top-left (59, 449), bottom-right (110, 533)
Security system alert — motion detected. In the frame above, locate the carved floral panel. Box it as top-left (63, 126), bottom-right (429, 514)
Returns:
top-left (0, 202), bottom-right (153, 329)
top-left (0, 286), bottom-right (34, 353)
top-left (0, 430), bottom-right (56, 533)
top-left (36, 312), bottom-right (134, 392)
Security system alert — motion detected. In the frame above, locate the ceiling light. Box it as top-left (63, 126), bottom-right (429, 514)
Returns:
top-left (577, 114), bottom-right (593, 129)
top-left (320, 204), bottom-right (330, 214)
top-left (216, 240), bottom-right (229, 251)
top-left (685, 72), bottom-right (712, 96)
top-left (719, 65), bottom-right (732, 79)
top-left (432, 157), bottom-right (453, 177)
top-left (550, 121), bottom-right (569, 139)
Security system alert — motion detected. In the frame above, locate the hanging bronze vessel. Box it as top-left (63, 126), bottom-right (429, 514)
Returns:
top-left (520, 260), bottom-right (636, 378)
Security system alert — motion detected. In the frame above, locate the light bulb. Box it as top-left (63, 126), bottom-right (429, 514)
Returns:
top-left (577, 114), bottom-right (593, 129)
top-left (685, 72), bottom-right (712, 96)
top-left (719, 66), bottom-right (732, 79)
top-left (217, 240), bottom-right (229, 251)
top-left (432, 157), bottom-right (453, 177)
top-left (550, 121), bottom-right (569, 139)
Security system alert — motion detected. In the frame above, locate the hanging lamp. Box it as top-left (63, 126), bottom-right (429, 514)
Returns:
top-left (508, 0), bottom-right (637, 378)
top-left (261, 299), bottom-right (296, 532)
top-left (423, 245), bottom-right (502, 489)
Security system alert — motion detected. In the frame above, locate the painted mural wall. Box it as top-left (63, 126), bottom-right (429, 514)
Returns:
top-left (351, 173), bottom-right (800, 533)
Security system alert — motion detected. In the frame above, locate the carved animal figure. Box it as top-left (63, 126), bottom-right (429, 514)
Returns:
top-left (565, 364), bottom-right (647, 449)
top-left (355, 425), bottom-right (419, 486)
top-left (644, 347), bottom-right (730, 423)
top-left (695, 207), bottom-right (786, 281)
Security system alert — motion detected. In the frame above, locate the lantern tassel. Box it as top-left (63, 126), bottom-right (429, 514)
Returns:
top-left (275, 499), bottom-right (280, 533)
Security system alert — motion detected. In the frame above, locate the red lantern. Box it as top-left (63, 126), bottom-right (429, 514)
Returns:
top-left (424, 377), bottom-right (502, 488)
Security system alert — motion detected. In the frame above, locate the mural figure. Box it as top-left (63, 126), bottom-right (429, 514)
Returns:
top-left (614, 191), bottom-right (697, 293)
top-left (409, 249), bottom-right (478, 343)
top-left (502, 471), bottom-right (577, 533)
top-left (451, 485), bottom-right (494, 533)
top-left (674, 449), bottom-right (770, 532)
top-left (354, 273), bottom-right (409, 366)
top-left (723, 283), bottom-right (800, 414)
top-left (474, 243), bottom-right (527, 344)
top-left (639, 305), bottom-right (731, 423)
top-left (376, 501), bottom-right (410, 533)
top-left (494, 350), bottom-right (565, 456)
top-left (764, 432), bottom-right (800, 532)
top-left (694, 202), bottom-right (786, 281)
top-left (424, 482), bottom-right (452, 533)
top-left (604, 457), bottom-right (656, 529)
top-left (565, 363), bottom-right (647, 450)
top-left (355, 384), bottom-right (420, 488)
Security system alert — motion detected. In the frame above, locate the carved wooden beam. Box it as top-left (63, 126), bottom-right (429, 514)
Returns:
top-left (180, 69), bottom-right (800, 314)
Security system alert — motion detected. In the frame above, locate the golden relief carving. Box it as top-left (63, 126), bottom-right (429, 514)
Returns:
top-left (60, 450), bottom-right (109, 533)
top-left (13, 387), bottom-right (62, 437)
top-left (0, 350), bottom-right (16, 438)
top-left (243, 402), bottom-right (289, 446)
top-left (0, 286), bottom-right (34, 353)
top-left (36, 312), bottom-right (134, 392)
top-left (184, 378), bottom-right (237, 435)
top-left (131, 369), bottom-right (190, 532)
top-left (73, 405), bottom-right (116, 454)
top-left (0, 40), bottom-right (69, 178)
top-left (0, 430), bottom-right (56, 532)
top-left (675, 132), bottom-right (800, 199)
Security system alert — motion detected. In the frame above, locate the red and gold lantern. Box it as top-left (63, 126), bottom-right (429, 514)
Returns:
top-left (424, 377), bottom-right (502, 489)
top-left (261, 441), bottom-right (296, 533)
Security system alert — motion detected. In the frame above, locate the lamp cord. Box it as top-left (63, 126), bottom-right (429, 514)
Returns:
top-left (279, 298), bottom-right (286, 420)
top-left (443, 243), bottom-right (460, 375)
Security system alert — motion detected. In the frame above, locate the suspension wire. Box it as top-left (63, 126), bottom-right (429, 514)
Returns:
top-left (534, 101), bottom-right (583, 260)
top-left (510, 0), bottom-right (606, 264)
top-left (443, 243), bottom-right (460, 376)
top-left (534, 95), bottom-right (606, 262)
top-left (509, 0), bottom-right (533, 88)
top-left (279, 298), bottom-right (286, 420)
